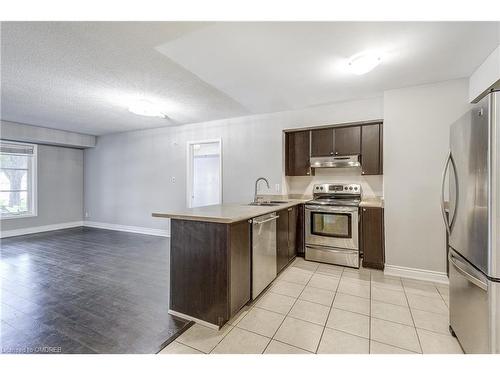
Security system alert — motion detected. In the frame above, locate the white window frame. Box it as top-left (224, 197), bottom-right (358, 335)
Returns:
top-left (0, 141), bottom-right (38, 220)
top-left (186, 138), bottom-right (223, 208)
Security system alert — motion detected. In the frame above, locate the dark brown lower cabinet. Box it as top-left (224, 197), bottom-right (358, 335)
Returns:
top-left (288, 205), bottom-right (298, 260)
top-left (170, 219), bottom-right (251, 327)
top-left (277, 205), bottom-right (300, 273)
top-left (277, 209), bottom-right (289, 273)
top-left (360, 207), bottom-right (385, 270)
top-left (296, 204), bottom-right (305, 256)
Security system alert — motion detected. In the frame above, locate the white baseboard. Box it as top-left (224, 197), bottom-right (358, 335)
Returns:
top-left (0, 221), bottom-right (84, 238)
top-left (384, 264), bottom-right (449, 285)
top-left (83, 221), bottom-right (170, 237)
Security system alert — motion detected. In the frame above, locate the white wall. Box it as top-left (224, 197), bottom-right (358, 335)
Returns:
top-left (469, 44), bottom-right (500, 102)
top-left (84, 97), bottom-right (383, 232)
top-left (1, 145), bottom-right (84, 232)
top-left (383, 79), bottom-right (472, 275)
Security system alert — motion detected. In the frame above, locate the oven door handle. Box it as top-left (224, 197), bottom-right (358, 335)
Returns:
top-left (305, 244), bottom-right (358, 254)
top-left (305, 205), bottom-right (358, 213)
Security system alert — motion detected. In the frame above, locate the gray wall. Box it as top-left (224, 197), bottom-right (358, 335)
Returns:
top-left (384, 79), bottom-right (471, 274)
top-left (1, 145), bottom-right (84, 231)
top-left (83, 97), bottom-right (383, 232)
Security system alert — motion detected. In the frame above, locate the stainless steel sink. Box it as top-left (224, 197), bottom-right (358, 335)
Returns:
top-left (269, 200), bottom-right (288, 204)
top-left (247, 202), bottom-right (282, 206)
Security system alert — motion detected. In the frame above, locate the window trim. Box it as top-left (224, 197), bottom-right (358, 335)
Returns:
top-left (0, 141), bottom-right (38, 220)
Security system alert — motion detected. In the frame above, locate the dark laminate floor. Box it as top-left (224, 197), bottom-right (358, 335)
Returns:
top-left (0, 227), bottom-right (191, 354)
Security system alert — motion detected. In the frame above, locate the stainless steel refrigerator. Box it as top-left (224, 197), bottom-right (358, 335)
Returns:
top-left (441, 90), bottom-right (499, 354)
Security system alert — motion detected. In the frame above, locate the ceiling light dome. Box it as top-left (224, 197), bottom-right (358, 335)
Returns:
top-left (347, 52), bottom-right (381, 75)
top-left (128, 99), bottom-right (167, 118)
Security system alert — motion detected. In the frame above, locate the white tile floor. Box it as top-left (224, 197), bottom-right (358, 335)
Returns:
top-left (160, 258), bottom-right (463, 354)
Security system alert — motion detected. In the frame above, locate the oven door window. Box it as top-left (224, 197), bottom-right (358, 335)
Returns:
top-left (311, 212), bottom-right (351, 238)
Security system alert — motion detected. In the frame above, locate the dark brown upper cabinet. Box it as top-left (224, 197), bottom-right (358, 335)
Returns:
top-left (285, 131), bottom-right (314, 176)
top-left (361, 123), bottom-right (383, 175)
top-left (311, 128), bottom-right (334, 157)
top-left (311, 126), bottom-right (361, 157)
top-left (334, 126), bottom-right (361, 156)
top-left (286, 122), bottom-right (382, 177)
top-left (361, 207), bottom-right (385, 270)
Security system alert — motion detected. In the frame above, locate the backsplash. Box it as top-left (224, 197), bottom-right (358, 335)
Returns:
top-left (284, 167), bottom-right (384, 197)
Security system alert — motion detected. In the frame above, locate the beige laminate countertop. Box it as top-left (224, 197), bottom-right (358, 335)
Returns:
top-left (152, 198), bottom-right (311, 224)
top-left (359, 196), bottom-right (384, 208)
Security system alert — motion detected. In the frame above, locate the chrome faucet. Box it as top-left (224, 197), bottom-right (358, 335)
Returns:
top-left (254, 177), bottom-right (270, 203)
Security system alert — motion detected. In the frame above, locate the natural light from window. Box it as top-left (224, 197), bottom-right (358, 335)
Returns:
top-left (0, 141), bottom-right (37, 219)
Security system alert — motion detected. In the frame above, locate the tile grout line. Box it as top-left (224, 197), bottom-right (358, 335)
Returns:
top-left (268, 281), bottom-right (308, 300)
top-left (207, 324), bottom-right (237, 354)
top-left (369, 338), bottom-right (420, 354)
top-left (261, 270), bottom-right (312, 353)
top-left (253, 305), bottom-right (330, 328)
top-left (169, 341), bottom-right (206, 354)
top-left (313, 266), bottom-right (344, 353)
top-left (401, 283), bottom-right (423, 354)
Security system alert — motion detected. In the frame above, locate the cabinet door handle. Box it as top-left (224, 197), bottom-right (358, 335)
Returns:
top-left (287, 208), bottom-right (292, 212)
top-left (363, 208), bottom-right (366, 212)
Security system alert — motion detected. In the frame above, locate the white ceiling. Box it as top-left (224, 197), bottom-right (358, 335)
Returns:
top-left (1, 21), bottom-right (499, 135)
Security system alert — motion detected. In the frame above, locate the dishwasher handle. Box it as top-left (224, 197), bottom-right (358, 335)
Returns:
top-left (253, 215), bottom-right (279, 225)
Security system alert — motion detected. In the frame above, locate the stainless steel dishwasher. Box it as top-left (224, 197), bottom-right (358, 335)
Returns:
top-left (251, 212), bottom-right (278, 299)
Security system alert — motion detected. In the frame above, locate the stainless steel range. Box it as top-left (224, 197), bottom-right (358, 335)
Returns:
top-left (305, 183), bottom-right (361, 268)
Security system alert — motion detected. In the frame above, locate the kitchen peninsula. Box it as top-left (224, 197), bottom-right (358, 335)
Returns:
top-left (152, 198), bottom-right (310, 329)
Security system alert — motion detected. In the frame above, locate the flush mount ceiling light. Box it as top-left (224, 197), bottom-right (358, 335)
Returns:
top-left (128, 99), bottom-right (167, 118)
top-left (347, 52), bottom-right (381, 75)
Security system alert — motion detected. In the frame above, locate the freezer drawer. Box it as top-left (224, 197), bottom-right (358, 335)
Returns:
top-left (449, 249), bottom-right (489, 353)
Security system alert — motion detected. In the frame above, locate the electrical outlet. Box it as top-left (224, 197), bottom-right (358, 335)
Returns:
top-left (275, 183), bottom-right (280, 192)
top-left (84, 211), bottom-right (90, 218)
top-left (171, 176), bottom-right (176, 183)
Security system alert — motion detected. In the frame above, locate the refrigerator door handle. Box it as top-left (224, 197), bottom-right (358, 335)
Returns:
top-left (440, 151), bottom-right (452, 236)
top-left (449, 252), bottom-right (488, 291)
top-left (449, 153), bottom-right (459, 231)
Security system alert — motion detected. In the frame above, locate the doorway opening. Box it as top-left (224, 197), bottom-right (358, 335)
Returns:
top-left (187, 139), bottom-right (222, 208)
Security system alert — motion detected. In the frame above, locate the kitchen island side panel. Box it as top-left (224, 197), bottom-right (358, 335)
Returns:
top-left (170, 219), bottom-right (229, 326)
top-left (229, 220), bottom-right (252, 317)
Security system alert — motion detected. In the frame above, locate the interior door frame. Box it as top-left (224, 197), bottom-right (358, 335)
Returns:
top-left (186, 138), bottom-right (223, 208)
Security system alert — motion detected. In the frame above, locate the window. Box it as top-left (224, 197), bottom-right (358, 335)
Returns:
top-left (187, 139), bottom-right (222, 208)
top-left (0, 141), bottom-right (37, 219)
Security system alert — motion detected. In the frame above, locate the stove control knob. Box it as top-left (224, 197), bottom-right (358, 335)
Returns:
top-left (349, 187), bottom-right (353, 190)
top-left (320, 186), bottom-right (324, 190)
top-left (344, 187), bottom-right (348, 190)
top-left (354, 187), bottom-right (358, 191)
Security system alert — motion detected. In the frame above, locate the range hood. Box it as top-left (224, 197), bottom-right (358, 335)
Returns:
top-left (310, 154), bottom-right (361, 168)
